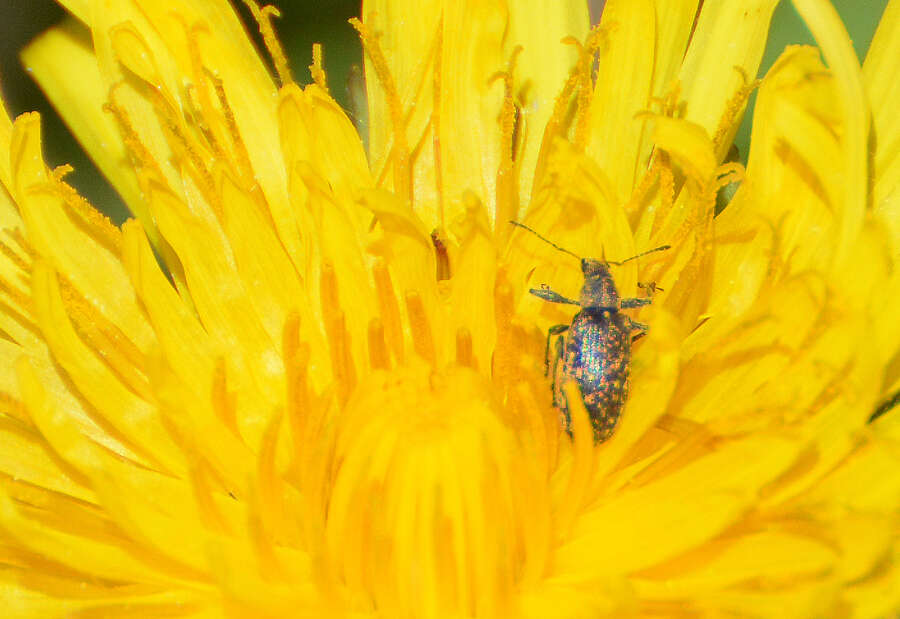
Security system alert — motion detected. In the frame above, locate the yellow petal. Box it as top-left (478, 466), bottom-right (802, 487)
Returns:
top-left (791, 0), bottom-right (869, 268)
top-left (586, 0), bottom-right (656, 204)
top-left (864, 0), bottom-right (900, 250)
top-left (21, 20), bottom-right (156, 242)
top-left (506, 0), bottom-right (589, 207)
top-left (679, 0), bottom-right (779, 159)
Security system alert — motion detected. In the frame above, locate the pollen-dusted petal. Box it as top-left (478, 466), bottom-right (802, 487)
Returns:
top-left (148, 182), bottom-right (287, 435)
top-left (679, 0), bottom-right (779, 160)
top-left (10, 113), bottom-right (155, 353)
top-left (79, 0), bottom-right (304, 266)
top-left (361, 0), bottom-right (440, 213)
top-left (648, 0), bottom-right (700, 101)
top-left (586, 0), bottom-right (656, 205)
top-left (120, 220), bottom-right (214, 389)
top-left (864, 0), bottom-right (900, 248)
top-left (29, 262), bottom-right (185, 475)
top-left (505, 0), bottom-right (589, 205)
top-left (436, 1), bottom-right (507, 222)
top-left (217, 169), bottom-right (312, 350)
top-left (22, 20), bottom-right (154, 239)
top-left (278, 84), bottom-right (373, 213)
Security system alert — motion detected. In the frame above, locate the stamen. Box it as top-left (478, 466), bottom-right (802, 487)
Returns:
top-left (211, 358), bottom-right (240, 437)
top-left (0, 391), bottom-right (32, 428)
top-left (711, 67), bottom-right (760, 154)
top-left (207, 70), bottom-right (256, 184)
top-left (247, 481), bottom-right (284, 580)
top-left (652, 153), bottom-right (676, 236)
top-left (141, 85), bottom-right (221, 218)
top-left (186, 452), bottom-right (231, 534)
top-left (321, 263), bottom-right (356, 404)
top-left (31, 175), bottom-right (122, 257)
top-left (373, 260), bottom-right (404, 364)
top-left (491, 47), bottom-right (522, 237)
top-left (241, 1), bottom-right (294, 86)
top-left (57, 277), bottom-right (151, 401)
top-left (0, 235), bottom-right (31, 274)
top-left (715, 161), bottom-right (746, 189)
top-left (568, 27), bottom-right (604, 150)
top-left (491, 270), bottom-right (514, 385)
top-left (309, 43), bottom-right (328, 92)
top-left (103, 92), bottom-right (165, 179)
top-left (368, 317), bottom-right (390, 370)
top-left (6, 229), bottom-right (37, 261)
top-left (257, 410), bottom-right (287, 544)
top-left (350, 17), bottom-right (412, 206)
top-left (455, 327), bottom-right (473, 368)
top-left (405, 291), bottom-right (435, 365)
top-left (0, 298), bottom-right (40, 339)
top-left (533, 27), bottom-right (601, 180)
top-left (282, 313), bottom-right (311, 456)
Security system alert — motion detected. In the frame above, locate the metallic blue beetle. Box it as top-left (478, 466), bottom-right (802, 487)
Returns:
top-left (511, 221), bottom-right (668, 443)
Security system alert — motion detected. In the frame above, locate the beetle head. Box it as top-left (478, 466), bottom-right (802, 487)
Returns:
top-left (580, 258), bottom-right (619, 307)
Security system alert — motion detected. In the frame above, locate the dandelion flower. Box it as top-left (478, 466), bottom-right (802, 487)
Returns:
top-left (1, 0), bottom-right (899, 617)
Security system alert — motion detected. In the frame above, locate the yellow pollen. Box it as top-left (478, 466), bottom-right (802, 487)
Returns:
top-left (404, 291), bottom-right (435, 365)
top-left (0, 391), bottom-right (31, 428)
top-left (241, 0), bottom-right (293, 86)
top-left (368, 317), bottom-right (390, 370)
top-left (373, 260), bottom-right (404, 365)
top-left (711, 68), bottom-right (761, 155)
top-left (103, 93), bottom-right (164, 180)
top-left (57, 276), bottom-right (151, 402)
top-left (350, 17), bottom-right (412, 207)
top-left (455, 327), bottom-right (473, 369)
top-left (211, 358), bottom-right (239, 437)
top-left (492, 46), bottom-right (522, 240)
top-left (309, 43), bottom-right (328, 92)
top-left (320, 264), bottom-right (356, 405)
top-left (30, 174), bottom-right (122, 256)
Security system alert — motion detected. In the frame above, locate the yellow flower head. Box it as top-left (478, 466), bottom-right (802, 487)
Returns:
top-left (1, 0), bottom-right (899, 617)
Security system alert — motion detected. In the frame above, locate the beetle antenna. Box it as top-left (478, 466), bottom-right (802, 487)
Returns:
top-left (607, 244), bottom-right (670, 265)
top-left (509, 221), bottom-right (581, 260)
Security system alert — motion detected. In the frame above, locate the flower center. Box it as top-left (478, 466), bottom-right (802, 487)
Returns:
top-left (324, 361), bottom-right (548, 616)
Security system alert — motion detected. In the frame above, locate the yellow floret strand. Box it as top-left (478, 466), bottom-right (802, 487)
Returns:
top-left (309, 43), bottom-right (329, 92)
top-left (350, 17), bottom-right (412, 207)
top-left (241, 0), bottom-right (294, 86)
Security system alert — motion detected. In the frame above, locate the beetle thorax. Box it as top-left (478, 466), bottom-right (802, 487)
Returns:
top-left (580, 259), bottom-right (619, 308)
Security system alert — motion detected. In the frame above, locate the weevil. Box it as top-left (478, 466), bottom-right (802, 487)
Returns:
top-left (511, 221), bottom-right (669, 443)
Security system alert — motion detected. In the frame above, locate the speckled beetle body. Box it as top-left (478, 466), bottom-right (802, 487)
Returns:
top-left (511, 222), bottom-right (667, 443)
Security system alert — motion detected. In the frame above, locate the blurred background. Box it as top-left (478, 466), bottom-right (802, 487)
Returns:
top-left (0, 0), bottom-right (890, 224)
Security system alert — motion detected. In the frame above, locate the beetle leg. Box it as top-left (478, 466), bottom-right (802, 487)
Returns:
top-left (530, 288), bottom-right (581, 306)
top-left (545, 324), bottom-right (569, 376)
top-left (620, 297), bottom-right (651, 309)
top-left (623, 315), bottom-right (649, 341)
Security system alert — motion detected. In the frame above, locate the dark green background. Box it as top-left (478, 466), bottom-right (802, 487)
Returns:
top-left (0, 1), bottom-right (889, 224)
